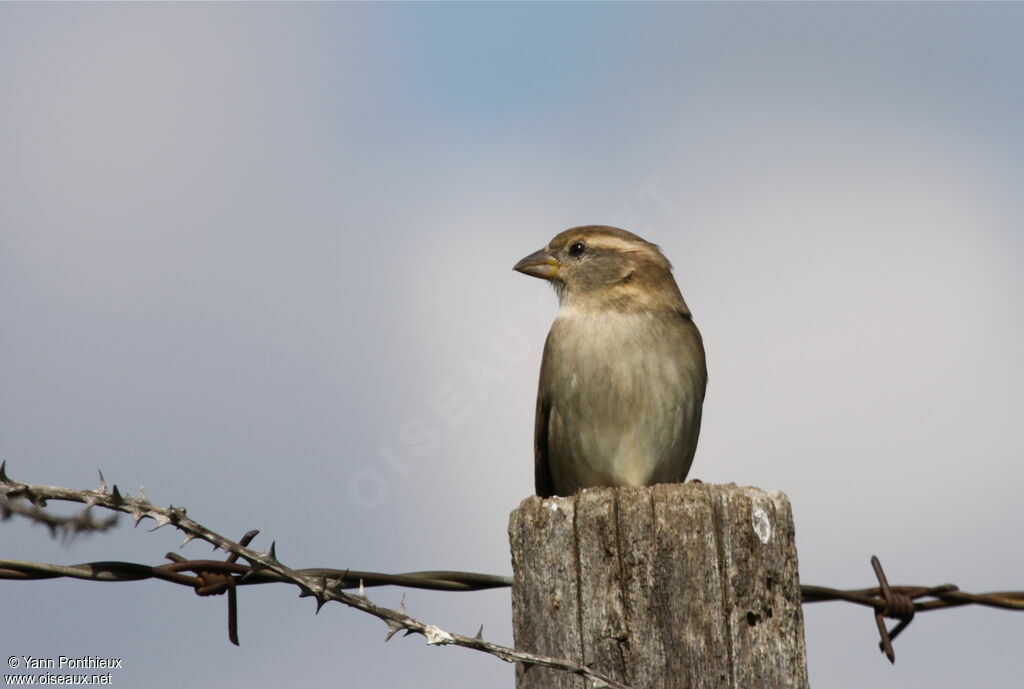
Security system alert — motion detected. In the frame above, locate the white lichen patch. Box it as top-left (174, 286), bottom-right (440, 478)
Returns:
top-left (423, 625), bottom-right (453, 645)
top-left (752, 505), bottom-right (772, 544)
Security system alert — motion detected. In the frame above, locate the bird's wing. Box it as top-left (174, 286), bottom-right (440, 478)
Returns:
top-left (534, 353), bottom-right (555, 498)
top-left (676, 311), bottom-right (708, 480)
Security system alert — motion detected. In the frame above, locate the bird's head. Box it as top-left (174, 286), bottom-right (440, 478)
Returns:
top-left (514, 226), bottom-right (688, 314)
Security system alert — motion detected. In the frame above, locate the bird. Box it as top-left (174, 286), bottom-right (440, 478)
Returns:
top-left (513, 226), bottom-right (707, 498)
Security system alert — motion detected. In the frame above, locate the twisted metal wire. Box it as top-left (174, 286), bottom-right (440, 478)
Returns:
top-left (3, 461), bottom-right (1022, 665)
top-left (4, 550), bottom-right (1022, 663)
top-left (0, 556), bottom-right (512, 591)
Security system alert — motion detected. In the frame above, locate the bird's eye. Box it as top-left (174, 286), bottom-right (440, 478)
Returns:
top-left (569, 242), bottom-right (586, 257)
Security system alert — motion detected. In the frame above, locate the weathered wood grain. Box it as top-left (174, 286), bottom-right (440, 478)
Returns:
top-left (509, 483), bottom-right (808, 689)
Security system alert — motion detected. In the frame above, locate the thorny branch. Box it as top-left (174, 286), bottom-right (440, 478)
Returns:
top-left (0, 463), bottom-right (630, 689)
top-left (4, 464), bottom-right (1024, 671)
top-left (0, 491), bottom-right (118, 541)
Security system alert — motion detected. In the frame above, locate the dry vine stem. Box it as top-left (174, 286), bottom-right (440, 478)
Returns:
top-left (0, 463), bottom-right (629, 689)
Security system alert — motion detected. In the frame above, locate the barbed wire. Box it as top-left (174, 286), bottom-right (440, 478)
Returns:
top-left (801, 558), bottom-right (1024, 662)
top-left (3, 462), bottom-right (1023, 676)
top-left (0, 462), bottom-right (630, 689)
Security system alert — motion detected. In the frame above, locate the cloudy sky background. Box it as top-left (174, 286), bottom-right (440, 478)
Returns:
top-left (2, 3), bottom-right (1022, 688)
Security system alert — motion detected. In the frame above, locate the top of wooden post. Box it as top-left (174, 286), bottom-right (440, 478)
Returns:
top-left (509, 483), bottom-right (809, 689)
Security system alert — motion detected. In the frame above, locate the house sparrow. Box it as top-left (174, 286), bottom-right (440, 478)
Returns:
top-left (514, 226), bottom-right (707, 498)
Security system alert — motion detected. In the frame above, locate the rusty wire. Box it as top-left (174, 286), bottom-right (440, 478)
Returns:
top-left (4, 550), bottom-right (1022, 663)
top-left (801, 556), bottom-right (1024, 662)
top-left (0, 554), bottom-right (512, 591)
top-left (0, 544), bottom-right (514, 648)
top-left (3, 461), bottom-right (1023, 667)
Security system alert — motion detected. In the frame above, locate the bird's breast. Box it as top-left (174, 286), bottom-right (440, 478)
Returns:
top-left (541, 310), bottom-right (706, 493)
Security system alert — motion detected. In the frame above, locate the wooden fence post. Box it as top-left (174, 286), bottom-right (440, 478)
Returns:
top-left (508, 483), bottom-right (809, 689)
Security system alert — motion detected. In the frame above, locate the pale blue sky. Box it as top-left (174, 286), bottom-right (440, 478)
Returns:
top-left (2, 3), bottom-right (1022, 688)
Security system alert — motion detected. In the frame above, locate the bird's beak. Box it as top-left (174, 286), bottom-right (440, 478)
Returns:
top-left (513, 249), bottom-right (560, 280)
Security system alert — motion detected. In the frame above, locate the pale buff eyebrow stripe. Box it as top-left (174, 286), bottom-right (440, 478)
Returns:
top-left (579, 236), bottom-right (649, 252)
